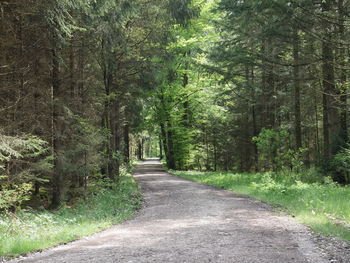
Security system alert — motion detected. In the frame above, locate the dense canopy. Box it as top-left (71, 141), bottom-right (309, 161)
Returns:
top-left (1, 0), bottom-right (350, 210)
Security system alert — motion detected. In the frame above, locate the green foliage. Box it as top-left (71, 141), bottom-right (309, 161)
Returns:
top-left (0, 134), bottom-right (48, 162)
top-left (0, 184), bottom-right (33, 212)
top-left (167, 0), bottom-right (199, 26)
top-left (331, 146), bottom-right (350, 184)
top-left (60, 115), bottom-right (106, 186)
top-left (172, 170), bottom-right (350, 241)
top-left (253, 129), bottom-right (306, 172)
top-left (147, 0), bottom-right (216, 170)
top-left (0, 173), bottom-right (141, 256)
top-left (0, 134), bottom-right (51, 210)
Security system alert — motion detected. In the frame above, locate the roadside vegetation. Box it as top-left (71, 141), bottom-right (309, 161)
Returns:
top-left (0, 172), bottom-right (142, 257)
top-left (172, 170), bottom-right (350, 241)
top-left (2, 0), bottom-right (350, 257)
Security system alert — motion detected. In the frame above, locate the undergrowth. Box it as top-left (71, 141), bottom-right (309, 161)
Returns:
top-left (171, 169), bottom-right (350, 241)
top-left (0, 173), bottom-right (142, 257)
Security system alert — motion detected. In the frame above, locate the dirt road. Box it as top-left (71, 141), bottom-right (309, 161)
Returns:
top-left (10, 159), bottom-right (337, 262)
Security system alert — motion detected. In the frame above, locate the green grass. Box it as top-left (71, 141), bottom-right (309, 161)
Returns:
top-left (171, 170), bottom-right (350, 241)
top-left (0, 173), bottom-right (142, 257)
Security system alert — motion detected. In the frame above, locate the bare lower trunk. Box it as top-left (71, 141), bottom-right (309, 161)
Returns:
top-left (166, 120), bottom-right (176, 170)
top-left (51, 37), bottom-right (63, 208)
top-left (322, 0), bottom-right (337, 160)
top-left (123, 124), bottom-right (130, 163)
top-left (338, 0), bottom-right (348, 146)
top-left (293, 28), bottom-right (302, 149)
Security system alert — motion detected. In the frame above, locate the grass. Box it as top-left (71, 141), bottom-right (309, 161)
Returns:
top-left (171, 169), bottom-right (350, 241)
top-left (0, 173), bottom-right (142, 257)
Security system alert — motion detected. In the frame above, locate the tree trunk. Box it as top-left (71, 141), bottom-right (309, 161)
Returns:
top-left (106, 73), bottom-right (117, 180)
top-left (113, 100), bottom-right (121, 180)
top-left (166, 119), bottom-right (176, 169)
top-left (182, 73), bottom-right (190, 127)
top-left (248, 64), bottom-right (259, 171)
top-left (213, 135), bottom-right (217, 171)
top-left (293, 28), bottom-right (302, 149)
top-left (51, 37), bottom-right (63, 208)
top-left (69, 38), bottom-right (75, 98)
top-left (261, 38), bottom-right (275, 128)
top-left (338, 0), bottom-right (348, 146)
top-left (160, 123), bottom-right (168, 162)
top-left (137, 139), bottom-right (143, 160)
top-left (16, 14), bottom-right (25, 131)
top-left (252, 104), bottom-right (258, 170)
top-left (159, 135), bottom-right (163, 159)
top-left (322, 0), bottom-right (337, 160)
top-left (123, 123), bottom-right (130, 163)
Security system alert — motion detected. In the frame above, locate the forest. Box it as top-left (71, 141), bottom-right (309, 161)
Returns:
top-left (1, 0), bottom-right (350, 249)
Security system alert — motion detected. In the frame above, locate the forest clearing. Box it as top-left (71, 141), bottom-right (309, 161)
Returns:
top-left (1, 0), bottom-right (350, 262)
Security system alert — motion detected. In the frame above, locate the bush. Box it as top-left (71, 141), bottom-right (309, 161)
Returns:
top-left (331, 147), bottom-right (350, 184)
top-left (0, 134), bottom-right (51, 210)
top-left (252, 129), bottom-right (307, 172)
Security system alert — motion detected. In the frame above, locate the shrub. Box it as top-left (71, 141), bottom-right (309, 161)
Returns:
top-left (0, 134), bottom-right (51, 210)
top-left (252, 129), bottom-right (307, 172)
top-left (331, 147), bottom-right (350, 184)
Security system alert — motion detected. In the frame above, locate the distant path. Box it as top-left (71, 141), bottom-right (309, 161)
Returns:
top-left (11, 159), bottom-right (328, 263)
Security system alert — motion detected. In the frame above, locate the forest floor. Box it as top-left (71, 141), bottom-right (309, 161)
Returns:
top-left (5, 159), bottom-right (350, 263)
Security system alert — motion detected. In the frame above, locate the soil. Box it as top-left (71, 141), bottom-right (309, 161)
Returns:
top-left (6, 159), bottom-right (350, 263)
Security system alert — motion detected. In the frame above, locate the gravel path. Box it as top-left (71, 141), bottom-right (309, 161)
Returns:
top-left (8, 159), bottom-right (349, 262)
